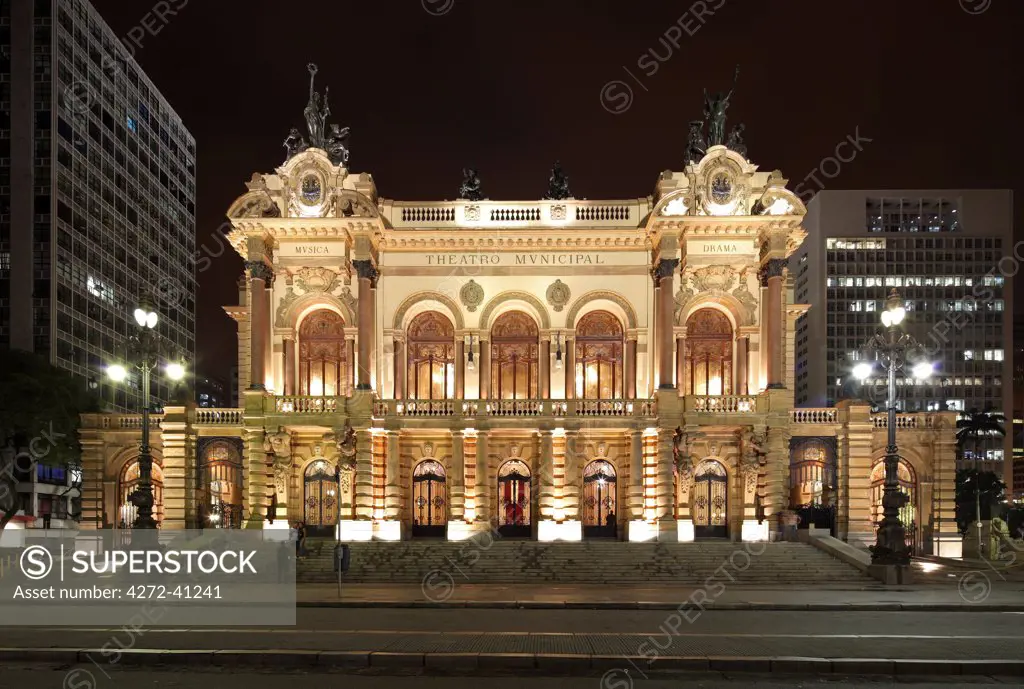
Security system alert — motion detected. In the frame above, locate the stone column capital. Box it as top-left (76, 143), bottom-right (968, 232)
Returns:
top-left (351, 259), bottom-right (379, 286)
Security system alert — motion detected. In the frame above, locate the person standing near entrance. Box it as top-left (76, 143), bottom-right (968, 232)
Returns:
top-left (781, 510), bottom-right (800, 541)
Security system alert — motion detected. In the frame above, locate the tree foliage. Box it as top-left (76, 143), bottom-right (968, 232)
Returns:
top-left (0, 350), bottom-right (100, 530)
top-left (955, 468), bottom-right (1006, 534)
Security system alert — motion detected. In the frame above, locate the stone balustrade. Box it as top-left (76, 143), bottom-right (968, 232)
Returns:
top-left (274, 396), bottom-right (340, 414)
top-left (790, 408), bottom-right (839, 424)
top-left (366, 398), bottom-right (657, 420)
top-left (380, 198), bottom-right (647, 230)
top-left (104, 415), bottom-right (163, 429)
top-left (872, 413), bottom-right (934, 429)
top-left (689, 395), bottom-right (757, 413)
top-left (193, 408), bottom-right (244, 425)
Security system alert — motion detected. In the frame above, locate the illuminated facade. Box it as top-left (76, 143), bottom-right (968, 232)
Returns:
top-left (79, 142), bottom-right (962, 557)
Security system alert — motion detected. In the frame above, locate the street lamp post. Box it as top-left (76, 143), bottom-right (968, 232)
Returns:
top-left (853, 289), bottom-right (933, 567)
top-left (106, 295), bottom-right (186, 530)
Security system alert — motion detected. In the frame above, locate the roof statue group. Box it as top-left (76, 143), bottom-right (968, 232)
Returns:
top-left (283, 63), bottom-right (350, 167)
top-left (687, 65), bottom-right (747, 164)
top-left (282, 63), bottom-right (746, 194)
top-left (457, 161), bottom-right (573, 201)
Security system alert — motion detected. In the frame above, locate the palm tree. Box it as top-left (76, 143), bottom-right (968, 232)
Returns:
top-left (955, 408), bottom-right (1007, 537)
top-left (956, 407), bottom-right (1006, 465)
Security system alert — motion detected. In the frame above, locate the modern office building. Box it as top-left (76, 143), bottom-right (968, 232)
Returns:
top-left (1013, 321), bottom-right (1023, 499)
top-left (793, 190), bottom-right (1014, 488)
top-left (195, 375), bottom-right (228, 408)
top-left (1, 0), bottom-right (196, 411)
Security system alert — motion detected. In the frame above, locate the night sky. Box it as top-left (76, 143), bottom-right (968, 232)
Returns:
top-left (89, 0), bottom-right (1023, 382)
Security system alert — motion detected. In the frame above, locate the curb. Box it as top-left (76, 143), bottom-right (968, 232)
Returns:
top-left (6, 649), bottom-right (1024, 676)
top-left (294, 600), bottom-right (1024, 612)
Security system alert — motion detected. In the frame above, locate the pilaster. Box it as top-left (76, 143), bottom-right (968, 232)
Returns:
top-left (159, 404), bottom-right (192, 530)
top-left (385, 431), bottom-right (401, 520)
top-left (474, 431), bottom-right (490, 522)
top-left (450, 431), bottom-right (466, 521)
top-left (537, 430), bottom-right (555, 520)
top-left (837, 400), bottom-right (875, 546)
top-left (77, 417), bottom-right (106, 529)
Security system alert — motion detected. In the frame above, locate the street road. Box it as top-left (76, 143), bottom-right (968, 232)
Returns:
top-left (2, 665), bottom-right (1022, 689)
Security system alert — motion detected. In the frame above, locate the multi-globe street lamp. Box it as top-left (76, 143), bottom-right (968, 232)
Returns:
top-left (852, 289), bottom-right (934, 566)
top-left (106, 296), bottom-right (186, 529)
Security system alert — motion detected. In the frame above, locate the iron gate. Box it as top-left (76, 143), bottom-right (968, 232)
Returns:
top-left (693, 461), bottom-right (728, 539)
top-left (583, 460), bottom-right (617, 538)
top-left (497, 460), bottom-right (531, 537)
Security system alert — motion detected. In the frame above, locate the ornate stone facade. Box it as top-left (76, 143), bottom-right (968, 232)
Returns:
top-left (77, 142), bottom-right (959, 558)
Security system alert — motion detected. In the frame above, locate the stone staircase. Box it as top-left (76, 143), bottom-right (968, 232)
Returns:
top-left (297, 540), bottom-right (870, 584)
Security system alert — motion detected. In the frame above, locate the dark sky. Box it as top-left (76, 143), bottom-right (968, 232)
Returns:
top-left (90, 0), bottom-right (1023, 381)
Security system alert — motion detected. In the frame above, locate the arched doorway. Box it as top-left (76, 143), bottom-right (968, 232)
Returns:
top-left (684, 309), bottom-right (733, 395)
top-left (692, 460), bottom-right (728, 539)
top-left (583, 460), bottom-right (618, 538)
top-left (407, 312), bottom-right (455, 399)
top-left (491, 311), bottom-right (539, 399)
top-left (411, 459), bottom-right (447, 537)
top-left (198, 439), bottom-right (244, 528)
top-left (118, 460), bottom-right (164, 527)
top-left (299, 309), bottom-right (348, 396)
top-left (870, 458), bottom-right (917, 552)
top-left (790, 439), bottom-right (837, 533)
top-left (497, 459), bottom-right (531, 537)
top-left (575, 311), bottom-right (624, 399)
top-left (304, 459), bottom-right (339, 537)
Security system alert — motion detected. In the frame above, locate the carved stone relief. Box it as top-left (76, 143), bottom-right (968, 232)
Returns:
top-left (546, 279), bottom-right (571, 312)
top-left (460, 280), bottom-right (485, 312)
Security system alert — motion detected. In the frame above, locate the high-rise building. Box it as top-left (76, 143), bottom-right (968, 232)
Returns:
top-left (793, 190), bottom-right (1014, 488)
top-left (195, 375), bottom-right (227, 408)
top-left (1012, 321), bottom-right (1023, 499)
top-left (1, 0), bottom-right (196, 410)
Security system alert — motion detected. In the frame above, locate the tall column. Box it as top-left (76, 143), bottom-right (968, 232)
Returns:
top-left (385, 431), bottom-right (401, 520)
top-left (264, 284), bottom-right (273, 391)
top-left (454, 338), bottom-right (465, 399)
top-left (244, 428), bottom-right (267, 528)
top-left (353, 428), bottom-right (375, 520)
top-left (393, 334), bottom-right (406, 400)
top-left (625, 335), bottom-right (637, 398)
top-left (760, 258), bottom-right (786, 389)
top-left (735, 336), bottom-right (749, 395)
top-left (352, 260), bottom-right (378, 390)
top-left (564, 335), bottom-right (575, 399)
top-left (562, 431), bottom-right (581, 520)
top-left (450, 431), bottom-right (466, 521)
top-left (346, 337), bottom-right (356, 394)
top-left (539, 337), bottom-right (551, 400)
top-left (628, 430), bottom-right (644, 520)
top-left (283, 337), bottom-right (296, 396)
top-left (654, 258), bottom-right (680, 388)
top-left (475, 431), bottom-right (490, 521)
top-left (478, 336), bottom-right (490, 399)
top-left (538, 431), bottom-right (555, 520)
top-left (675, 333), bottom-right (686, 396)
top-left (245, 261), bottom-right (272, 390)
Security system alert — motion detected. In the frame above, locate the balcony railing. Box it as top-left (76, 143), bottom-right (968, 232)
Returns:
top-left (275, 396), bottom-right (340, 413)
top-left (872, 414), bottom-right (934, 429)
top-left (689, 395), bottom-right (757, 413)
top-left (368, 398), bottom-right (657, 419)
top-left (790, 408), bottom-right (838, 424)
top-left (106, 415), bottom-right (163, 429)
top-left (193, 408), bottom-right (243, 425)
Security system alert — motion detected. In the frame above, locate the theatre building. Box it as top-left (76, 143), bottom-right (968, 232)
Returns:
top-left (78, 115), bottom-right (961, 557)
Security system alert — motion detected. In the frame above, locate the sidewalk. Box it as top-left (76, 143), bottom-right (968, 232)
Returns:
top-left (298, 581), bottom-right (1024, 610)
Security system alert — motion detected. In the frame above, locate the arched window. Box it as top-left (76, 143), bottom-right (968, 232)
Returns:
top-left (491, 311), bottom-right (539, 399)
top-left (685, 308), bottom-right (733, 395)
top-left (299, 309), bottom-right (348, 396)
top-left (407, 312), bottom-right (455, 399)
top-left (118, 460), bottom-right (164, 527)
top-left (575, 310), bottom-right (624, 399)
